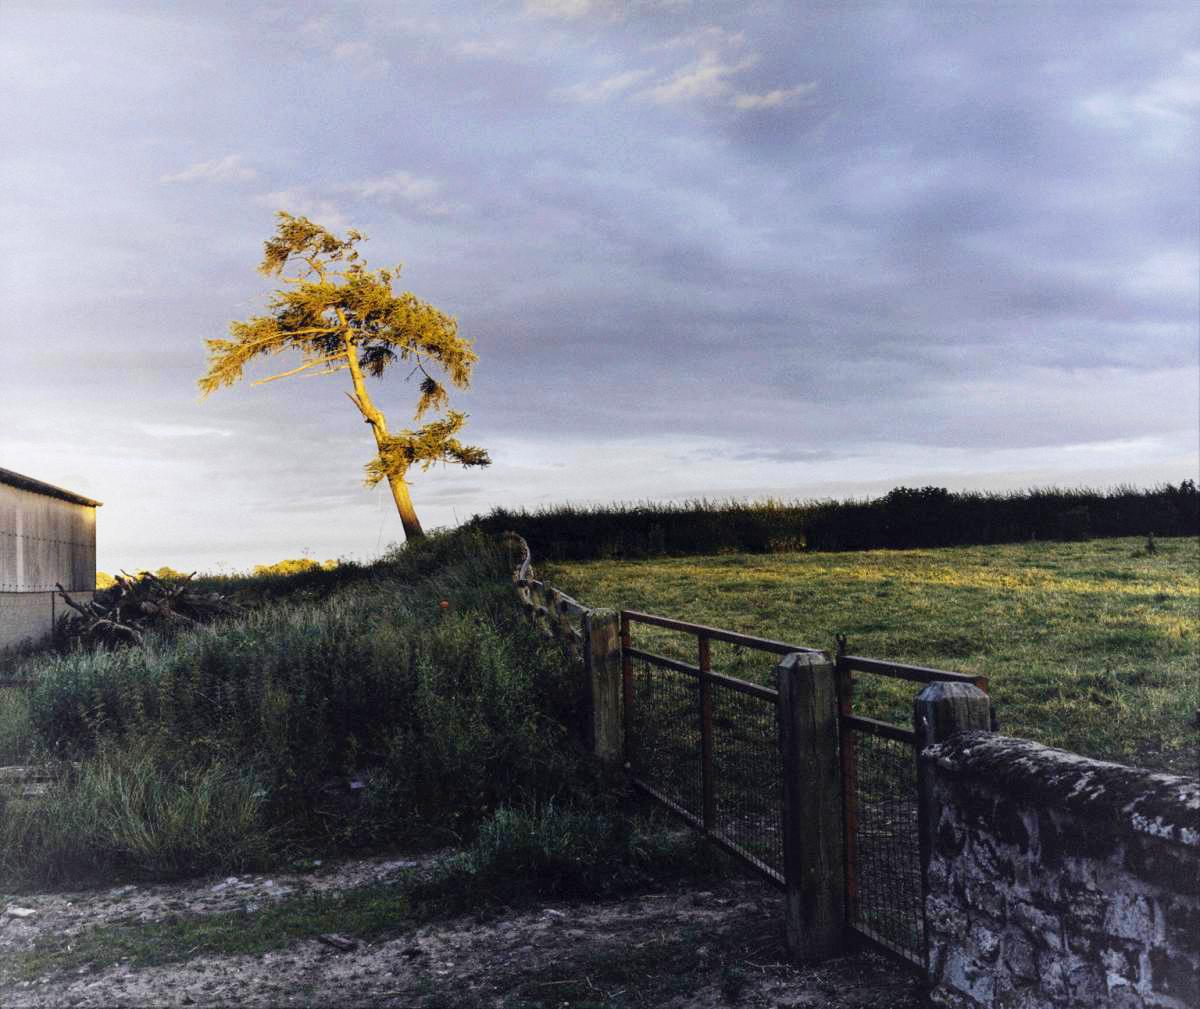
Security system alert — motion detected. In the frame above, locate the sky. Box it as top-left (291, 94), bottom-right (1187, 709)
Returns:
top-left (1, 1), bottom-right (1197, 573)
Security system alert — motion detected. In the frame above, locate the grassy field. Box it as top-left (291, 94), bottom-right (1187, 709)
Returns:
top-left (548, 535), bottom-right (1199, 776)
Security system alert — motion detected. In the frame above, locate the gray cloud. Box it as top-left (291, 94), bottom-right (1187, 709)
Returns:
top-left (0, 0), bottom-right (1195, 570)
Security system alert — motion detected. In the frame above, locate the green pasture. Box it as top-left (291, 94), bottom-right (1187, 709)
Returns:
top-left (548, 536), bottom-right (1199, 776)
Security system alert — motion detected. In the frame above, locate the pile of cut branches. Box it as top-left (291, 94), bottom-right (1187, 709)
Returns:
top-left (56, 571), bottom-right (240, 648)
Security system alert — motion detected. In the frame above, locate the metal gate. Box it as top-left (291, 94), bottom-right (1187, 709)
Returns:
top-left (620, 610), bottom-right (820, 886)
top-left (616, 603), bottom-right (988, 970)
top-left (835, 636), bottom-right (988, 967)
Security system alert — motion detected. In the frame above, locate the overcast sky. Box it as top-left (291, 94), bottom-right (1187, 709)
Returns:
top-left (2, 1), bottom-right (1197, 573)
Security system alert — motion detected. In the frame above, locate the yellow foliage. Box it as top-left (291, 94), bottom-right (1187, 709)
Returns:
top-left (251, 558), bottom-right (337, 577)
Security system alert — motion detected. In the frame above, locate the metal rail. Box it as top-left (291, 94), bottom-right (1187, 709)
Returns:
top-left (841, 653), bottom-right (987, 692)
top-left (622, 610), bottom-right (821, 656)
top-left (623, 646), bottom-right (779, 702)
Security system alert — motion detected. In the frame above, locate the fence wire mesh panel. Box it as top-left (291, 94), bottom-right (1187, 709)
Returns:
top-left (709, 639), bottom-right (782, 691)
top-left (626, 653), bottom-right (704, 826)
top-left (710, 679), bottom-right (784, 882)
top-left (845, 727), bottom-right (924, 967)
top-left (622, 612), bottom-right (799, 888)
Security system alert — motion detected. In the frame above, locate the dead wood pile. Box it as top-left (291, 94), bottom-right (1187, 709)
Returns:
top-left (55, 571), bottom-right (240, 648)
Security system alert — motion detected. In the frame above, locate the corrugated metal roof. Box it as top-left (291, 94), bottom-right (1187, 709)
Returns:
top-left (0, 467), bottom-right (102, 508)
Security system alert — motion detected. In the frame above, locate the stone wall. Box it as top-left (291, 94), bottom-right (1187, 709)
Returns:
top-left (922, 732), bottom-right (1199, 1009)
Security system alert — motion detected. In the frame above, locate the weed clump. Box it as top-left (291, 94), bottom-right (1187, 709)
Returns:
top-left (0, 744), bottom-right (272, 886)
top-left (412, 804), bottom-right (729, 913)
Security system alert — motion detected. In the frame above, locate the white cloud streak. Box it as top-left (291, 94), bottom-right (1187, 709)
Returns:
top-left (254, 189), bottom-right (348, 232)
top-left (732, 82), bottom-right (817, 110)
top-left (453, 39), bottom-right (515, 57)
top-left (139, 424), bottom-right (234, 439)
top-left (160, 154), bottom-right (255, 184)
top-left (641, 49), bottom-right (757, 105)
top-left (340, 171), bottom-right (460, 215)
top-left (556, 68), bottom-right (654, 103)
top-left (524, 0), bottom-right (615, 20)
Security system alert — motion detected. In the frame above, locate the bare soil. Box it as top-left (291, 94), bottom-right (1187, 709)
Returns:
top-left (0, 854), bottom-right (927, 1008)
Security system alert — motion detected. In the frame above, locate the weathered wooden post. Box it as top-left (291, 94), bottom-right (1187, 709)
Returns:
top-left (914, 681), bottom-right (992, 978)
top-left (778, 651), bottom-right (845, 962)
top-left (698, 634), bottom-right (716, 834)
top-left (913, 681), bottom-right (991, 751)
top-left (583, 608), bottom-right (623, 764)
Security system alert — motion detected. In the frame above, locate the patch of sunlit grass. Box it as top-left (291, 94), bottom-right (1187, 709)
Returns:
top-left (549, 536), bottom-right (1199, 776)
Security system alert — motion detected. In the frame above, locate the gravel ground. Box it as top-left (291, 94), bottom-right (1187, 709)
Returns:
top-left (0, 854), bottom-right (927, 1008)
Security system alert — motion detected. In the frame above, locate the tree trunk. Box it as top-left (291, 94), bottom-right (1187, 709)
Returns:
top-left (339, 326), bottom-right (427, 542)
top-left (386, 473), bottom-right (424, 541)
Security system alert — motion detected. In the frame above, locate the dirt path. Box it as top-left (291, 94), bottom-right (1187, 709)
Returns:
top-left (0, 855), bottom-right (926, 1007)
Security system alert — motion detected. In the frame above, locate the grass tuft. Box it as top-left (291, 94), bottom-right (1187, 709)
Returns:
top-left (412, 804), bottom-right (729, 914)
top-left (0, 744), bottom-right (273, 886)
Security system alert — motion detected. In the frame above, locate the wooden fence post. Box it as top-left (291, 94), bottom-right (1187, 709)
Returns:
top-left (778, 651), bottom-right (845, 962)
top-left (914, 681), bottom-right (992, 978)
top-left (698, 634), bottom-right (716, 833)
top-left (583, 608), bottom-right (623, 764)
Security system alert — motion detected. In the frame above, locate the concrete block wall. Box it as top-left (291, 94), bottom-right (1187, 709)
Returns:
top-left (923, 732), bottom-right (1199, 1009)
top-left (0, 590), bottom-right (94, 653)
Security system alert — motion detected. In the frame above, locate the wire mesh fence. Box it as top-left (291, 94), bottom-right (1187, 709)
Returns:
top-left (620, 611), bottom-right (983, 971)
top-left (623, 614), bottom-right (790, 886)
top-left (710, 677), bottom-right (784, 880)
top-left (845, 727), bottom-right (924, 966)
top-left (626, 653), bottom-right (704, 824)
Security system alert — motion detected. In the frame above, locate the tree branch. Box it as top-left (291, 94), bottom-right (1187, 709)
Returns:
top-left (252, 355), bottom-right (345, 386)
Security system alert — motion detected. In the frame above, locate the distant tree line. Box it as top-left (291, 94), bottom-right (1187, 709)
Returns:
top-left (470, 481), bottom-right (1199, 561)
top-left (97, 559), bottom-right (338, 591)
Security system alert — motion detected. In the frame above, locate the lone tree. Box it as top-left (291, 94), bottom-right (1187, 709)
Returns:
top-left (200, 212), bottom-right (489, 541)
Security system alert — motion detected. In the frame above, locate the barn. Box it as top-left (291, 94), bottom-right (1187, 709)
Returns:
top-left (0, 467), bottom-right (100, 652)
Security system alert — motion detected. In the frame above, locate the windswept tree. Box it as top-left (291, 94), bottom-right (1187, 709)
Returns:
top-left (200, 212), bottom-right (489, 540)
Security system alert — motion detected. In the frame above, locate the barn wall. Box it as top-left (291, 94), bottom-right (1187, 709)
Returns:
top-left (0, 482), bottom-right (97, 652)
top-left (0, 483), bottom-right (96, 593)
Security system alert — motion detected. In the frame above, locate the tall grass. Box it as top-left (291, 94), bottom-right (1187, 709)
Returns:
top-left (0, 689), bottom-right (35, 765)
top-left (472, 481), bottom-right (1199, 560)
top-left (0, 745), bottom-right (272, 886)
top-left (0, 530), bottom-right (595, 886)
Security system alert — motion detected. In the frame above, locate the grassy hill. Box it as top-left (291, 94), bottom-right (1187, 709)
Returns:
top-left (548, 535), bottom-right (1199, 776)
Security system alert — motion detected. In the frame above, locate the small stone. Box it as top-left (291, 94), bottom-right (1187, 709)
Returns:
top-left (5, 906), bottom-right (36, 918)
